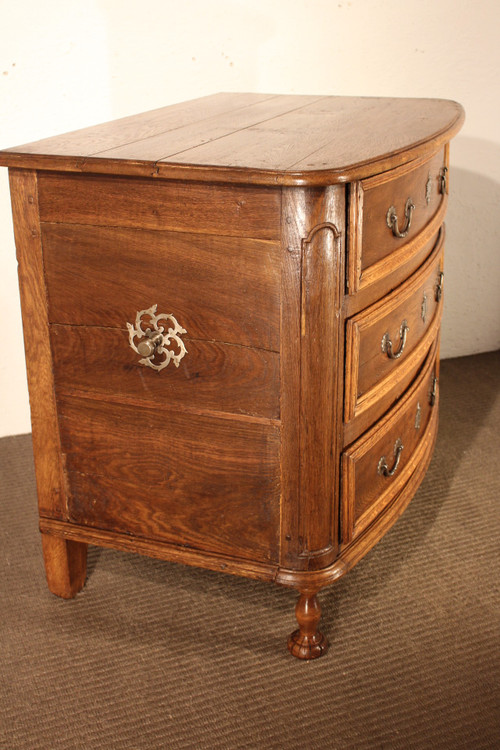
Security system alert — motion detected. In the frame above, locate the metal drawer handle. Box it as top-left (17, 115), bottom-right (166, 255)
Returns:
top-left (378, 438), bottom-right (404, 477)
top-left (127, 304), bottom-right (187, 372)
top-left (435, 271), bottom-right (444, 302)
top-left (381, 320), bottom-right (409, 360)
top-left (386, 197), bottom-right (415, 238)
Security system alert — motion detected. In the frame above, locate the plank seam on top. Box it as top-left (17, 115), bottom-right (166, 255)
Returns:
top-left (88, 93), bottom-right (283, 159)
top-left (150, 96), bottom-right (327, 165)
top-left (0, 92), bottom-right (276, 158)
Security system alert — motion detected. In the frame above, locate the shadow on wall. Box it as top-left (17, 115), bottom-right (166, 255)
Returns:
top-left (442, 136), bottom-right (500, 358)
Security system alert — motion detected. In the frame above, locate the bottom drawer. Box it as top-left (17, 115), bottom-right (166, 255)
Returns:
top-left (342, 343), bottom-right (439, 543)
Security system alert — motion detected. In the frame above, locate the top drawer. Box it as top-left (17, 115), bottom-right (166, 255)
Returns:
top-left (348, 147), bottom-right (448, 295)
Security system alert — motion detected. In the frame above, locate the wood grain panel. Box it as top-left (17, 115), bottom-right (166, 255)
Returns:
top-left (283, 98), bottom-right (461, 175)
top-left (2, 93), bottom-right (275, 157)
top-left (157, 98), bottom-right (462, 180)
top-left (58, 396), bottom-right (280, 563)
top-left (342, 344), bottom-right (439, 543)
top-left (42, 223), bottom-right (280, 351)
top-left (50, 324), bottom-right (279, 420)
top-left (101, 95), bottom-right (323, 162)
top-left (8, 169), bottom-right (67, 519)
top-left (37, 172), bottom-right (281, 240)
top-left (160, 110), bottom-right (347, 172)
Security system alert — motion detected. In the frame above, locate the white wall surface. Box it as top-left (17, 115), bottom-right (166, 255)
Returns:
top-left (1, 0), bottom-right (499, 437)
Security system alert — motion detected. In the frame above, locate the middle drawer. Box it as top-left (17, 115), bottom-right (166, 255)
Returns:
top-left (344, 231), bottom-right (444, 443)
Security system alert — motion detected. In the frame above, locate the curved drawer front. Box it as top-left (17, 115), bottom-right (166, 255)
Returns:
top-left (344, 233), bottom-right (444, 436)
top-left (349, 147), bottom-right (447, 294)
top-left (342, 343), bottom-right (439, 543)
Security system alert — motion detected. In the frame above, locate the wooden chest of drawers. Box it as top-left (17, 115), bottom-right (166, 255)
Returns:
top-left (0, 93), bottom-right (464, 659)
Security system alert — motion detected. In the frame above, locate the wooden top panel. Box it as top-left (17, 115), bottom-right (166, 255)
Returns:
top-left (0, 93), bottom-right (464, 185)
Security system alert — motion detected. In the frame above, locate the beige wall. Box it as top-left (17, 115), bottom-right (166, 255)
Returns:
top-left (1, 0), bottom-right (499, 436)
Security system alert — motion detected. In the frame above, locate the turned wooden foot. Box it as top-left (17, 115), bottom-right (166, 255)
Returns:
top-left (287, 589), bottom-right (329, 660)
top-left (41, 533), bottom-right (88, 599)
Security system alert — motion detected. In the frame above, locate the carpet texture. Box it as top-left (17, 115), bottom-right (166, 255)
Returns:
top-left (1, 351), bottom-right (499, 749)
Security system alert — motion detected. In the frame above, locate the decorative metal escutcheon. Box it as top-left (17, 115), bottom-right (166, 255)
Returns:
top-left (421, 292), bottom-right (428, 323)
top-left (425, 173), bottom-right (432, 205)
top-left (127, 304), bottom-right (187, 372)
top-left (415, 402), bottom-right (422, 430)
top-left (430, 374), bottom-right (438, 406)
top-left (435, 271), bottom-right (444, 302)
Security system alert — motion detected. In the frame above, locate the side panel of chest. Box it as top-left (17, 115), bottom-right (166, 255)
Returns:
top-left (32, 172), bottom-right (283, 565)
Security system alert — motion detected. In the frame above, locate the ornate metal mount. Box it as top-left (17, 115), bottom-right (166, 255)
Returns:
top-left (378, 438), bottom-right (404, 478)
top-left (440, 166), bottom-right (448, 195)
top-left (435, 271), bottom-right (444, 302)
top-left (386, 197), bottom-right (415, 238)
top-left (127, 305), bottom-right (187, 372)
top-left (421, 292), bottom-right (428, 323)
top-left (430, 375), bottom-right (438, 406)
top-left (415, 402), bottom-right (422, 430)
top-left (381, 320), bottom-right (410, 360)
top-left (425, 173), bottom-right (432, 205)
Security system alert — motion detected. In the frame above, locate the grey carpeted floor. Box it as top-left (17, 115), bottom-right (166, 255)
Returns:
top-left (1, 351), bottom-right (499, 750)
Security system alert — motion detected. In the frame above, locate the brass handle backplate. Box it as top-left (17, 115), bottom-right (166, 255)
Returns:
top-left (421, 292), bottom-right (428, 323)
top-left (415, 402), bottom-right (422, 430)
top-left (381, 320), bottom-right (409, 360)
top-left (430, 375), bottom-right (438, 406)
top-left (386, 197), bottom-right (415, 238)
top-left (440, 167), bottom-right (448, 195)
top-left (425, 173), bottom-right (432, 205)
top-left (435, 271), bottom-right (444, 302)
top-left (378, 438), bottom-right (404, 477)
top-left (127, 304), bottom-right (187, 372)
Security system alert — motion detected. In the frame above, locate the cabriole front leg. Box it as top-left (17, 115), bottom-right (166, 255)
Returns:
top-left (287, 589), bottom-right (329, 660)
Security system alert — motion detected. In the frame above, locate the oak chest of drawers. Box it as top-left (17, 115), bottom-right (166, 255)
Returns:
top-left (1, 93), bottom-right (464, 659)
